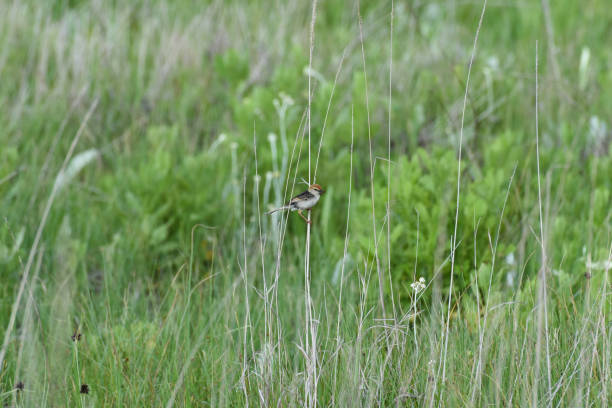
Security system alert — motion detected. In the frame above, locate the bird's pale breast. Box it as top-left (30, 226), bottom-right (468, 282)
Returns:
top-left (291, 195), bottom-right (319, 210)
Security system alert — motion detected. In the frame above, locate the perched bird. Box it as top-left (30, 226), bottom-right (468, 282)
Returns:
top-left (265, 184), bottom-right (325, 224)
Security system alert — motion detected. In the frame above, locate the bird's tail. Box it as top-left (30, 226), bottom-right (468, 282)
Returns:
top-left (265, 206), bottom-right (290, 215)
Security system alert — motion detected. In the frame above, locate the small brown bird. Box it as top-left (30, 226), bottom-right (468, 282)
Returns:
top-left (265, 184), bottom-right (325, 224)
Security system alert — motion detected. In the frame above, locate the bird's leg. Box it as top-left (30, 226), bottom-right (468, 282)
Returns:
top-left (297, 210), bottom-right (312, 224)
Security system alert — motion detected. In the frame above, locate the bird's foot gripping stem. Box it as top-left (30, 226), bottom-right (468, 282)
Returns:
top-left (298, 210), bottom-right (312, 225)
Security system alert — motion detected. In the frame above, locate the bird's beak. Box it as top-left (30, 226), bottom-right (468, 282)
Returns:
top-left (320, 189), bottom-right (326, 194)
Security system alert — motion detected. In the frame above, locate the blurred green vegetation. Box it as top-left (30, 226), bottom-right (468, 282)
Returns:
top-left (1, 0), bottom-right (611, 406)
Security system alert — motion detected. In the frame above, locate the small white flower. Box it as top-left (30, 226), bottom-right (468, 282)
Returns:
top-left (410, 277), bottom-right (426, 293)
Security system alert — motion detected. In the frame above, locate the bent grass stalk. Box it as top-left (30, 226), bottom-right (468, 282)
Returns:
top-left (0, 98), bottom-right (99, 375)
top-left (357, 0), bottom-right (387, 329)
top-left (440, 1), bottom-right (488, 403)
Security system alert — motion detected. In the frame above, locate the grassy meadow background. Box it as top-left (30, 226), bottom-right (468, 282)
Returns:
top-left (1, 0), bottom-right (611, 406)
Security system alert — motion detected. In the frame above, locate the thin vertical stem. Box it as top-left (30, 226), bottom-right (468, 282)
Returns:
top-left (332, 105), bottom-right (354, 401)
top-left (357, 0), bottom-right (386, 322)
top-left (305, 1), bottom-right (318, 406)
top-left (386, 0), bottom-right (396, 323)
top-left (533, 40), bottom-right (553, 407)
top-left (440, 0), bottom-right (488, 393)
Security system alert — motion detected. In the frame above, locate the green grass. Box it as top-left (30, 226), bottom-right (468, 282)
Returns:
top-left (1, 0), bottom-right (610, 406)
